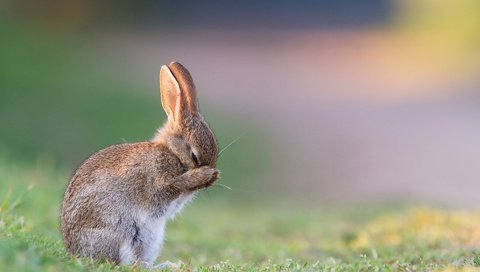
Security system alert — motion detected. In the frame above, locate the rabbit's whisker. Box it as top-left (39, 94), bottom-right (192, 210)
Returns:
top-left (218, 133), bottom-right (244, 157)
top-left (213, 183), bottom-right (232, 190)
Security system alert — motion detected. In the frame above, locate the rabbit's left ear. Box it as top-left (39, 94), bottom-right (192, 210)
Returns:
top-left (168, 62), bottom-right (199, 114)
top-left (160, 65), bottom-right (183, 122)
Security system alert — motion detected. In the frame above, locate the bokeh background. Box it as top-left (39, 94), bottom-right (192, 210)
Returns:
top-left (2, 0), bottom-right (480, 210)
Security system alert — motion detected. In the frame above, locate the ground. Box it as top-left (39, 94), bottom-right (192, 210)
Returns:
top-left (1, 158), bottom-right (479, 271)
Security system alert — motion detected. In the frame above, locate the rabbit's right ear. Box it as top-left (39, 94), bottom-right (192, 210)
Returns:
top-left (168, 62), bottom-right (198, 114)
top-left (160, 65), bottom-right (183, 123)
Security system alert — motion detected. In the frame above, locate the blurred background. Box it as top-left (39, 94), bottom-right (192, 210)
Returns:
top-left (1, 0), bottom-right (480, 207)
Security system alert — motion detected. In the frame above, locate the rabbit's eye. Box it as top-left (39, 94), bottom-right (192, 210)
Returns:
top-left (191, 152), bottom-right (199, 165)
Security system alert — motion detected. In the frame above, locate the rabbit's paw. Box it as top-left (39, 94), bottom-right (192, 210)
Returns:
top-left (186, 166), bottom-right (220, 190)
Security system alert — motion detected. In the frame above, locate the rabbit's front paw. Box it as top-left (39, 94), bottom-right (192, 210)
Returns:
top-left (186, 166), bottom-right (220, 190)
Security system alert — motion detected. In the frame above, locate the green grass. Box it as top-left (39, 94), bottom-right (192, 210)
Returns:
top-left (1, 157), bottom-right (479, 271)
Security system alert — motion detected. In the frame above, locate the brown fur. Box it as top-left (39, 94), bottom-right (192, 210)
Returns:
top-left (61, 62), bottom-right (219, 265)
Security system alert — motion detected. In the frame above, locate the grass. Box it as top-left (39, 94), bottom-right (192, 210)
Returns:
top-left (1, 157), bottom-right (480, 271)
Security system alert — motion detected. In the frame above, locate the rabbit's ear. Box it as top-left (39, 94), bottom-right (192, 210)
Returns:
top-left (168, 62), bottom-right (198, 114)
top-left (160, 65), bottom-right (183, 122)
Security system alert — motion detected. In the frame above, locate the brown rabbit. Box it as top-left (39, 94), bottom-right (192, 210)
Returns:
top-left (61, 62), bottom-right (219, 266)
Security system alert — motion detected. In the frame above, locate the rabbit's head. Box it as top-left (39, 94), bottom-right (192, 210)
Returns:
top-left (154, 62), bottom-right (218, 169)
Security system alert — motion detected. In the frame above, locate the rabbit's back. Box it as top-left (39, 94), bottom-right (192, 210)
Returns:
top-left (61, 142), bottom-right (184, 263)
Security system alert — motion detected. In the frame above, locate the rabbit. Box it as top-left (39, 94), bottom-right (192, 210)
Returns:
top-left (61, 62), bottom-right (220, 266)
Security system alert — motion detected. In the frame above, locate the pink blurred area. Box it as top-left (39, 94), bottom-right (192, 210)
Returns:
top-left (8, 0), bottom-right (480, 206)
top-left (96, 24), bottom-right (480, 206)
